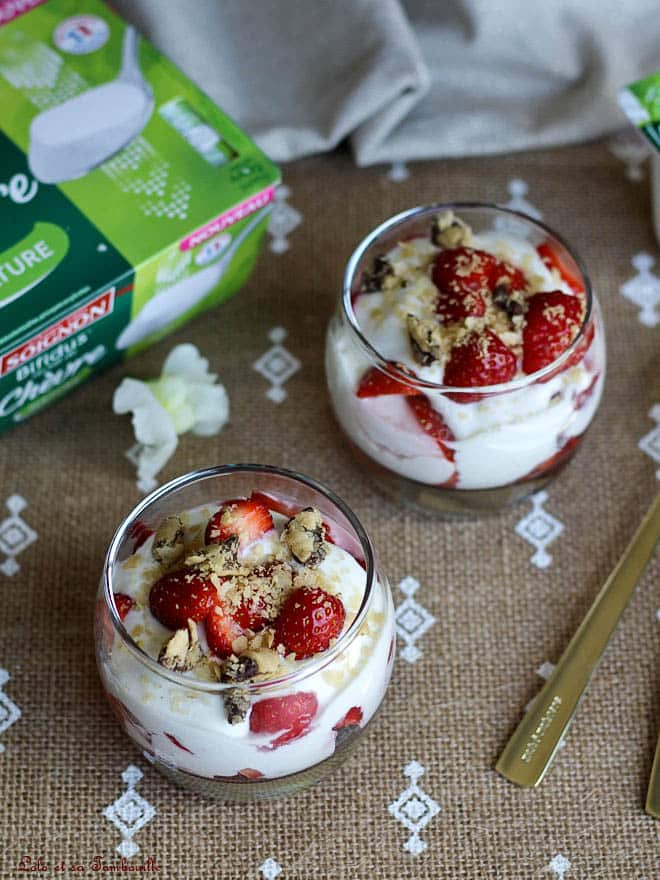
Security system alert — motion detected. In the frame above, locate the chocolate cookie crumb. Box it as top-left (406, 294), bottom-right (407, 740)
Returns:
top-left (361, 255), bottom-right (393, 292)
top-left (221, 654), bottom-right (259, 725)
top-left (406, 314), bottom-right (444, 365)
top-left (152, 515), bottom-right (184, 566)
top-left (431, 210), bottom-right (473, 248)
top-left (158, 619), bottom-right (203, 672)
top-left (492, 284), bottom-right (527, 318)
top-left (282, 508), bottom-right (327, 567)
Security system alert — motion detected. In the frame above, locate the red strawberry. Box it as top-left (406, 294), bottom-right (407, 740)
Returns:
top-left (356, 364), bottom-right (418, 398)
top-left (205, 498), bottom-right (274, 549)
top-left (205, 603), bottom-right (245, 659)
top-left (333, 706), bottom-right (363, 730)
top-left (128, 520), bottom-right (153, 552)
top-left (432, 247), bottom-right (493, 322)
top-left (522, 291), bottom-right (584, 375)
top-left (165, 732), bottom-right (193, 753)
top-left (248, 491), bottom-right (299, 519)
top-left (521, 435), bottom-right (582, 481)
top-left (149, 570), bottom-right (217, 630)
top-left (249, 692), bottom-right (318, 749)
top-left (274, 587), bottom-right (346, 659)
top-left (575, 372), bottom-right (600, 409)
top-left (406, 396), bottom-right (455, 461)
top-left (234, 595), bottom-right (268, 632)
top-left (537, 241), bottom-right (584, 294)
top-left (443, 329), bottom-right (517, 402)
top-left (238, 768), bottom-right (263, 779)
top-left (114, 593), bottom-right (135, 621)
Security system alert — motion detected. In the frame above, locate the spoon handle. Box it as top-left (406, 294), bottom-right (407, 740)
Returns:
top-left (496, 492), bottom-right (660, 788)
top-left (646, 735), bottom-right (660, 818)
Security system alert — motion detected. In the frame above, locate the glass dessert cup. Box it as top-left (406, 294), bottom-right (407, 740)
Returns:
top-left (325, 203), bottom-right (606, 515)
top-left (95, 464), bottom-right (395, 802)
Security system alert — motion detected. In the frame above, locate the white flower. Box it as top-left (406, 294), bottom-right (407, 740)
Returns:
top-left (113, 344), bottom-right (229, 493)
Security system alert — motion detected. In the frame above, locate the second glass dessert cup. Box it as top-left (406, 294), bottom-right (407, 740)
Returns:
top-left (95, 464), bottom-right (395, 801)
top-left (325, 203), bottom-right (606, 515)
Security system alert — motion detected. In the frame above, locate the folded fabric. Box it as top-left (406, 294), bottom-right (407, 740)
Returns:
top-left (114, 0), bottom-right (660, 164)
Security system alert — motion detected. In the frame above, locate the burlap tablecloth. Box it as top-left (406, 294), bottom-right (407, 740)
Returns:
top-left (0, 142), bottom-right (658, 879)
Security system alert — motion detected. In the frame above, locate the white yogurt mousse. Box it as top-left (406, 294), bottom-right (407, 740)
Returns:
top-left (100, 501), bottom-right (394, 780)
top-left (326, 213), bottom-right (605, 490)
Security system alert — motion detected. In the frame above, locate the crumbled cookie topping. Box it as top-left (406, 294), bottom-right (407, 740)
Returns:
top-left (282, 508), bottom-right (327, 567)
top-left (431, 210), bottom-right (473, 248)
top-left (406, 313), bottom-right (446, 365)
top-left (158, 619), bottom-right (203, 672)
top-left (361, 254), bottom-right (393, 293)
top-left (220, 654), bottom-right (259, 724)
top-left (152, 515), bottom-right (185, 566)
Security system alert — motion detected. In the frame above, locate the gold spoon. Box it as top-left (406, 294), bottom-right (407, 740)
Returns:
top-left (497, 491), bottom-right (660, 788)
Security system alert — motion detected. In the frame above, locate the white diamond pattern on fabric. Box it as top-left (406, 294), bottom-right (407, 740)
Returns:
top-left (607, 130), bottom-right (651, 182)
top-left (547, 853), bottom-right (571, 879)
top-left (0, 494), bottom-right (37, 577)
top-left (639, 405), bottom-right (660, 479)
top-left (388, 761), bottom-right (440, 855)
top-left (387, 161), bottom-right (410, 182)
top-left (0, 668), bottom-right (21, 754)
top-left (620, 253), bottom-right (660, 327)
top-left (103, 766), bottom-right (155, 859)
top-left (253, 327), bottom-right (301, 403)
top-left (259, 858), bottom-right (283, 879)
top-left (515, 490), bottom-right (564, 569)
top-left (268, 184), bottom-right (302, 254)
top-left (395, 576), bottom-right (436, 664)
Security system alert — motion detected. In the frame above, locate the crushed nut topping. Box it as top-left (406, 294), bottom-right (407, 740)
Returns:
top-left (185, 537), bottom-right (244, 580)
top-left (152, 515), bottom-right (184, 566)
top-left (431, 210), bottom-right (473, 248)
top-left (406, 313), bottom-right (445, 365)
top-left (221, 654), bottom-right (259, 724)
top-left (158, 619), bottom-right (203, 672)
top-left (282, 507), bottom-right (327, 567)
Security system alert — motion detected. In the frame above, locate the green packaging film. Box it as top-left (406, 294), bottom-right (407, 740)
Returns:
top-left (619, 71), bottom-right (660, 151)
top-left (0, 0), bottom-right (280, 434)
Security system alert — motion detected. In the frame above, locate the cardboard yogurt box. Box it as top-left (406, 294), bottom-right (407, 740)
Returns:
top-left (0, 0), bottom-right (280, 433)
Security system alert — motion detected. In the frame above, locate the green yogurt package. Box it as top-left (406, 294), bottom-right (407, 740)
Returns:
top-left (0, 0), bottom-right (279, 434)
top-left (619, 72), bottom-right (660, 150)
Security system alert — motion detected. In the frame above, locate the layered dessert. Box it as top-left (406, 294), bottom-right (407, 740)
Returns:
top-left (98, 491), bottom-right (394, 785)
top-left (326, 208), bottom-right (605, 495)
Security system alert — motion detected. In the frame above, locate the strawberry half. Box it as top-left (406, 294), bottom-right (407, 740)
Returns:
top-left (432, 246), bottom-right (493, 322)
top-left (537, 241), bottom-right (584, 294)
top-left (443, 329), bottom-right (517, 402)
top-left (406, 396), bottom-right (455, 461)
top-left (114, 593), bottom-right (135, 621)
top-left (522, 290), bottom-right (584, 375)
top-left (149, 570), bottom-right (217, 630)
top-left (205, 603), bottom-right (245, 659)
top-left (249, 692), bottom-right (318, 749)
top-left (273, 586), bottom-right (346, 659)
top-left (248, 491), bottom-right (300, 519)
top-left (356, 364), bottom-right (418, 398)
top-left (205, 498), bottom-right (274, 549)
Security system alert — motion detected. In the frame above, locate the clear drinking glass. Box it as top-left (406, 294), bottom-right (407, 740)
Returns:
top-left (325, 203), bottom-right (606, 515)
top-left (95, 464), bottom-right (395, 801)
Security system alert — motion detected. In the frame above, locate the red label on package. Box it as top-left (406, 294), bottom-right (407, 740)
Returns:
top-left (0, 287), bottom-right (114, 376)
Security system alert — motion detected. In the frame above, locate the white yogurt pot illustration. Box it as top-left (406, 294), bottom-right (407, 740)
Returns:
top-left (28, 27), bottom-right (153, 184)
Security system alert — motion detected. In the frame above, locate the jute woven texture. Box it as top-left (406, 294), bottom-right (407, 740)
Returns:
top-left (0, 142), bottom-right (658, 879)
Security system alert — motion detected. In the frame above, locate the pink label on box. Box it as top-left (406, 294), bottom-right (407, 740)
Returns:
top-left (0, 0), bottom-right (47, 25)
top-left (179, 185), bottom-right (275, 251)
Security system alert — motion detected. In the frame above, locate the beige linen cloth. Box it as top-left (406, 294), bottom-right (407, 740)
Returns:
top-left (114, 0), bottom-right (660, 164)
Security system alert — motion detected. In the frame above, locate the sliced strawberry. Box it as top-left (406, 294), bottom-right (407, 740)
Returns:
top-left (521, 435), bottom-right (582, 481)
top-left (356, 364), bottom-right (418, 398)
top-left (238, 768), bottom-right (263, 780)
top-left (432, 246), bottom-right (493, 322)
top-left (205, 603), bottom-right (245, 659)
top-left (205, 498), bottom-right (274, 549)
top-left (149, 570), bottom-right (217, 630)
top-left (165, 732), bottom-right (193, 753)
top-left (248, 490), bottom-right (299, 519)
top-left (250, 692), bottom-right (318, 749)
top-left (522, 291), bottom-right (584, 375)
top-left (537, 241), bottom-right (584, 294)
top-left (274, 587), bottom-right (346, 659)
top-left (114, 593), bottom-right (135, 621)
top-left (105, 693), bottom-right (153, 748)
top-left (575, 372), bottom-right (600, 409)
top-left (443, 329), bottom-right (517, 402)
top-left (128, 520), bottom-right (153, 552)
top-left (234, 595), bottom-right (268, 632)
top-left (406, 396), bottom-right (455, 460)
top-left (333, 706), bottom-right (363, 730)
